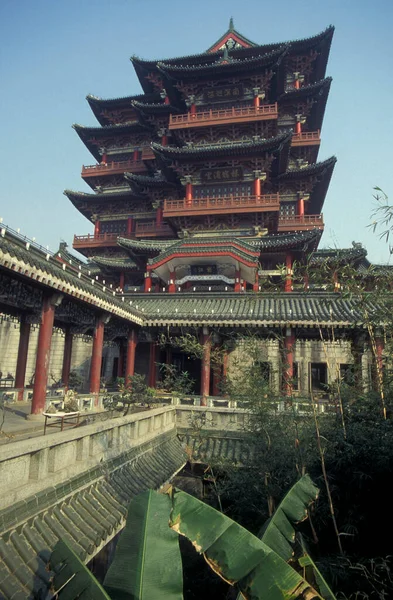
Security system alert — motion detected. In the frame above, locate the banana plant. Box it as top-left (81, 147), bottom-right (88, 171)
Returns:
top-left (49, 477), bottom-right (336, 599)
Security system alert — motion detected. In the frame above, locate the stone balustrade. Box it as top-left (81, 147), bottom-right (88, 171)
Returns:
top-left (0, 405), bottom-right (176, 510)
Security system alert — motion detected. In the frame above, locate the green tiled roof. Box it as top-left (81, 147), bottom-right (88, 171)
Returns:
top-left (124, 172), bottom-right (178, 189)
top-left (131, 26), bottom-right (334, 72)
top-left (0, 232), bottom-right (144, 324)
top-left (118, 236), bottom-right (175, 252)
top-left (0, 431), bottom-right (185, 600)
top-left (157, 46), bottom-right (288, 79)
top-left (148, 237), bottom-right (260, 268)
top-left (152, 132), bottom-right (292, 161)
top-left (131, 100), bottom-right (180, 114)
top-left (279, 77), bottom-right (332, 102)
top-left (279, 156), bottom-right (336, 180)
top-left (133, 291), bottom-right (373, 327)
top-left (90, 256), bottom-right (139, 270)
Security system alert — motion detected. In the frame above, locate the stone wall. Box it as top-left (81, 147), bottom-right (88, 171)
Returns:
top-left (0, 319), bottom-right (93, 389)
top-left (227, 336), bottom-right (373, 395)
top-left (0, 405), bottom-right (177, 510)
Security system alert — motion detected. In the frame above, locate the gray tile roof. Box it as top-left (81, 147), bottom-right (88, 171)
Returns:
top-left (0, 431), bottom-right (185, 600)
top-left (132, 291), bottom-right (373, 327)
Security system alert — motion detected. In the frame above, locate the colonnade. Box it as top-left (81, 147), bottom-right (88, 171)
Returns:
top-left (8, 295), bottom-right (386, 415)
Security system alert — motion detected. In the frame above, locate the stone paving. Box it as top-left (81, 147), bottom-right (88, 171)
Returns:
top-left (0, 403), bottom-right (45, 444)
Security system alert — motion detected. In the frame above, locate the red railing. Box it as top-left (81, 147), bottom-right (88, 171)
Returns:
top-left (135, 222), bottom-right (172, 236)
top-left (278, 214), bottom-right (324, 231)
top-left (73, 233), bottom-right (124, 248)
top-left (81, 160), bottom-right (146, 177)
top-left (73, 224), bottom-right (173, 249)
top-left (291, 131), bottom-right (320, 145)
top-left (141, 147), bottom-right (155, 160)
top-left (169, 104), bottom-right (278, 129)
top-left (163, 194), bottom-right (280, 216)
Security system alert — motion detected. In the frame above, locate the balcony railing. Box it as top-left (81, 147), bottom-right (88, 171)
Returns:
top-left (134, 222), bottom-right (172, 237)
top-left (81, 160), bottom-right (146, 177)
top-left (169, 104), bottom-right (278, 130)
top-left (163, 194), bottom-right (280, 217)
top-left (278, 214), bottom-right (324, 232)
top-left (73, 233), bottom-right (124, 248)
top-left (291, 131), bottom-right (320, 146)
top-left (73, 224), bottom-right (173, 249)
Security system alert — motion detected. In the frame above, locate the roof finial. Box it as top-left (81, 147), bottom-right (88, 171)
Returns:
top-left (222, 46), bottom-right (229, 61)
top-left (229, 16), bottom-right (234, 31)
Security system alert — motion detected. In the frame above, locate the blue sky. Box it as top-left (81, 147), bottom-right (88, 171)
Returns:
top-left (1, 0), bottom-right (392, 262)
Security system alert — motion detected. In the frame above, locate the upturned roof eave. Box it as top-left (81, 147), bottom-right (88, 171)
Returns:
top-left (156, 46), bottom-right (288, 80)
top-left (151, 132), bottom-right (292, 162)
top-left (130, 26), bottom-right (334, 71)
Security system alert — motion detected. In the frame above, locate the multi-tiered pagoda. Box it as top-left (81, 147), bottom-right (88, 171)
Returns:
top-left (66, 21), bottom-right (335, 294)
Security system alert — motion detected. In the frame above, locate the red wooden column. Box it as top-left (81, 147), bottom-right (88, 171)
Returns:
top-left (185, 179), bottom-right (193, 206)
top-left (200, 327), bottom-right (211, 405)
top-left (253, 270), bottom-right (259, 292)
top-left (211, 345), bottom-right (220, 396)
top-left (284, 253), bottom-right (293, 292)
top-left (148, 341), bottom-right (157, 388)
top-left (31, 295), bottom-right (60, 415)
top-left (253, 94), bottom-right (260, 108)
top-left (168, 271), bottom-right (176, 293)
top-left (15, 317), bottom-right (31, 401)
top-left (119, 271), bottom-right (125, 290)
top-left (125, 329), bottom-right (138, 384)
top-left (94, 220), bottom-right (100, 238)
top-left (234, 269), bottom-right (241, 292)
top-left (283, 327), bottom-right (295, 396)
top-left (90, 316), bottom-right (106, 399)
top-left (333, 271), bottom-right (340, 292)
top-left (61, 328), bottom-right (73, 389)
top-left (156, 204), bottom-right (163, 227)
top-left (127, 217), bottom-right (134, 236)
top-left (297, 196), bottom-right (305, 217)
top-left (144, 271), bottom-right (152, 292)
top-left (133, 148), bottom-right (139, 161)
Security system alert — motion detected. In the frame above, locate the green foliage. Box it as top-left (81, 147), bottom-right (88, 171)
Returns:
top-left (103, 374), bottom-right (155, 415)
top-left (169, 486), bottom-right (323, 599)
top-left (159, 363), bottom-right (195, 396)
top-left (49, 540), bottom-right (111, 599)
top-left (51, 480), bottom-right (331, 600)
top-left (103, 490), bottom-right (183, 600)
top-left (67, 370), bottom-right (83, 390)
top-left (259, 474), bottom-right (319, 562)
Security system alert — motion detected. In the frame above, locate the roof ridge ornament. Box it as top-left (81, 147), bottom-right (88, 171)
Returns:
top-left (229, 17), bottom-right (234, 31)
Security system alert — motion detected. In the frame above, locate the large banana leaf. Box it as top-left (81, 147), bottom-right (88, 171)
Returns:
top-left (168, 487), bottom-right (323, 599)
top-left (260, 474), bottom-right (319, 562)
top-left (104, 489), bottom-right (183, 600)
top-left (297, 534), bottom-right (337, 600)
top-left (49, 539), bottom-right (111, 600)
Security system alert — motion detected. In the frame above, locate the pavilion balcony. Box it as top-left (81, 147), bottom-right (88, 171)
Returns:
top-left (141, 147), bottom-right (155, 160)
top-left (277, 214), bottom-right (324, 232)
top-left (134, 222), bottom-right (173, 237)
top-left (73, 232), bottom-right (126, 249)
top-left (163, 194), bottom-right (280, 217)
top-left (73, 224), bottom-right (173, 250)
top-left (291, 131), bottom-right (320, 146)
top-left (168, 104), bottom-right (278, 130)
top-left (81, 159), bottom-right (146, 178)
